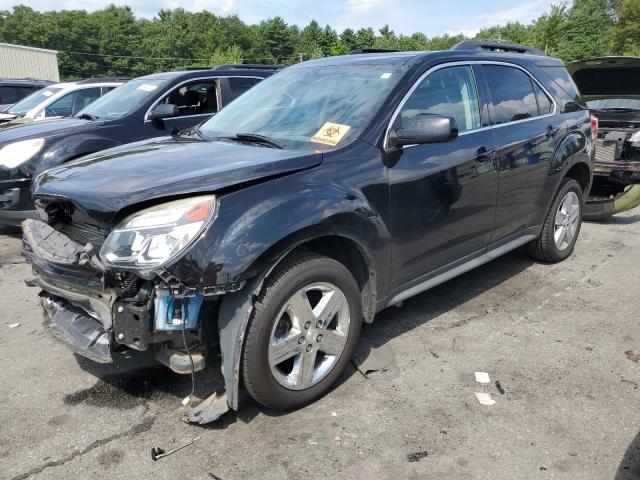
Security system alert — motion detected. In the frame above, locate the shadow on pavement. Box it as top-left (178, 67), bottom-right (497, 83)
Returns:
top-left (616, 431), bottom-right (640, 480)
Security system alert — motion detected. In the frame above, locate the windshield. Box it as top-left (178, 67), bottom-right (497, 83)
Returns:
top-left (77, 79), bottom-right (169, 120)
top-left (199, 64), bottom-right (404, 150)
top-left (7, 87), bottom-right (64, 115)
top-left (587, 99), bottom-right (640, 111)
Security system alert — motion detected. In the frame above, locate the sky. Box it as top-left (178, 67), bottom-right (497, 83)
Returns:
top-left (2, 0), bottom-right (557, 37)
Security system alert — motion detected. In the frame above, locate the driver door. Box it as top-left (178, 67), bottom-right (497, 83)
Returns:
top-left (387, 64), bottom-right (499, 290)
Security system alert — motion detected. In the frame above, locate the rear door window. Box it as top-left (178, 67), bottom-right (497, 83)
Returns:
top-left (484, 65), bottom-right (539, 124)
top-left (398, 65), bottom-right (481, 133)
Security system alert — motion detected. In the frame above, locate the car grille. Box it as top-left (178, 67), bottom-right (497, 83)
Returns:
top-left (55, 222), bottom-right (108, 252)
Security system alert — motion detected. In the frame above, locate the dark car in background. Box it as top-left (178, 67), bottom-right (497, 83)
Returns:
top-left (0, 65), bottom-right (279, 225)
top-left (569, 57), bottom-right (640, 220)
top-left (0, 78), bottom-right (54, 112)
top-left (22, 43), bottom-right (593, 423)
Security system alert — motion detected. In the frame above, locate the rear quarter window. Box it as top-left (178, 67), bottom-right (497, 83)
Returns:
top-left (539, 66), bottom-right (584, 112)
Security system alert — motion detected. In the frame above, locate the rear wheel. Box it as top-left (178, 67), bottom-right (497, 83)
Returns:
top-left (241, 252), bottom-right (362, 410)
top-left (528, 178), bottom-right (583, 263)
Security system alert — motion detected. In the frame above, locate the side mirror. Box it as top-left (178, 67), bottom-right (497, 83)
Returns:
top-left (390, 115), bottom-right (458, 147)
top-left (149, 104), bottom-right (179, 122)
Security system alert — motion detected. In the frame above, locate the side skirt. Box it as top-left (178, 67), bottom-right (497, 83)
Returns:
top-left (381, 226), bottom-right (541, 309)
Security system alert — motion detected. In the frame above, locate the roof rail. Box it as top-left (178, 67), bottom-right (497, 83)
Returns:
top-left (212, 64), bottom-right (283, 71)
top-left (348, 48), bottom-right (399, 55)
top-left (451, 40), bottom-right (546, 57)
top-left (74, 76), bottom-right (131, 84)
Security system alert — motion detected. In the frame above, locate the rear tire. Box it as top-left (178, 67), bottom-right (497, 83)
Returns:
top-left (241, 252), bottom-right (362, 410)
top-left (527, 178), bottom-right (583, 263)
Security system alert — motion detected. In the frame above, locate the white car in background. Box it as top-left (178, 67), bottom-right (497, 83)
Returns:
top-left (0, 77), bottom-right (128, 125)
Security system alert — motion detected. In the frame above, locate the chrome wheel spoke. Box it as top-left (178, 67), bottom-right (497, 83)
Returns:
top-left (288, 291), bottom-right (315, 328)
top-left (294, 349), bottom-right (317, 388)
top-left (313, 289), bottom-right (344, 327)
top-left (270, 335), bottom-right (303, 366)
top-left (318, 330), bottom-right (348, 356)
top-left (554, 225), bottom-right (566, 246)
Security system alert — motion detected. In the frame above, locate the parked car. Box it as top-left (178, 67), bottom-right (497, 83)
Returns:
top-left (22, 43), bottom-right (593, 423)
top-left (0, 77), bottom-right (128, 125)
top-left (0, 65), bottom-right (279, 225)
top-left (0, 78), bottom-right (54, 112)
top-left (569, 56), bottom-right (640, 220)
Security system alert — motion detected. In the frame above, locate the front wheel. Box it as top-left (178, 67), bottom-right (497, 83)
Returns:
top-left (528, 178), bottom-right (584, 263)
top-left (241, 252), bottom-right (362, 410)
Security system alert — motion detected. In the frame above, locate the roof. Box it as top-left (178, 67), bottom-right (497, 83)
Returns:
top-left (0, 43), bottom-right (58, 55)
top-left (291, 49), bottom-right (565, 69)
top-left (140, 67), bottom-right (279, 81)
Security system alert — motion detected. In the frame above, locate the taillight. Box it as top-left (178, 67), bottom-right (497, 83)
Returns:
top-left (590, 113), bottom-right (599, 137)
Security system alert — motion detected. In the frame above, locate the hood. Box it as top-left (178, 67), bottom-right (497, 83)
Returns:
top-left (0, 117), bottom-right (100, 144)
top-left (569, 56), bottom-right (640, 101)
top-left (34, 136), bottom-right (323, 224)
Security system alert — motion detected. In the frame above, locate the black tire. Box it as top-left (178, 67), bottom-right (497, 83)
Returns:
top-left (241, 252), bottom-right (362, 410)
top-left (527, 178), bottom-right (584, 263)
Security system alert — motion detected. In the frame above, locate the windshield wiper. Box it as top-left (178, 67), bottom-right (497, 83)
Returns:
top-left (75, 113), bottom-right (98, 120)
top-left (234, 133), bottom-right (286, 149)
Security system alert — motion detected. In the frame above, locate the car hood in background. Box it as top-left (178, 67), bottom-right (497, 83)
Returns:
top-left (569, 56), bottom-right (640, 101)
top-left (34, 137), bottom-right (323, 225)
top-left (0, 117), bottom-right (100, 143)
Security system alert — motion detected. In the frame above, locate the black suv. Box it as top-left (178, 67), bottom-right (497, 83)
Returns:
top-left (0, 78), bottom-right (54, 111)
top-left (0, 65), bottom-right (279, 225)
top-left (23, 43), bottom-right (593, 423)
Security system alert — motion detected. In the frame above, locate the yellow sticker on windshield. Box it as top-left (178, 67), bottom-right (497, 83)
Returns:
top-left (311, 122), bottom-right (352, 147)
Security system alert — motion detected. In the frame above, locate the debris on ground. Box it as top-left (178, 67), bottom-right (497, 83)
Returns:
top-left (475, 392), bottom-right (496, 406)
top-left (625, 351), bottom-right (640, 363)
top-left (151, 437), bottom-right (200, 461)
top-left (495, 381), bottom-right (505, 394)
top-left (351, 337), bottom-right (400, 380)
top-left (8, 322), bottom-right (20, 328)
top-left (474, 372), bottom-right (496, 405)
top-left (430, 350), bottom-right (440, 358)
top-left (406, 451), bottom-right (428, 462)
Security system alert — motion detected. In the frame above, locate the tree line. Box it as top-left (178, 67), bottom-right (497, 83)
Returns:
top-left (0, 0), bottom-right (638, 80)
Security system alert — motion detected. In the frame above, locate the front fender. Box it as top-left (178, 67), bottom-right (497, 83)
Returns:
top-left (167, 174), bottom-right (390, 296)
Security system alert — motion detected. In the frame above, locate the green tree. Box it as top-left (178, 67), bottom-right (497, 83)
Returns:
top-left (531, 4), bottom-right (568, 55)
top-left (555, 0), bottom-right (615, 60)
top-left (610, 0), bottom-right (640, 55)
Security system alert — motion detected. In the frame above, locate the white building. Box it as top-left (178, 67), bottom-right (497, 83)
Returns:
top-left (0, 43), bottom-right (59, 81)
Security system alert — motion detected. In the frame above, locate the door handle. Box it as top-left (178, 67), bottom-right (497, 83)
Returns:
top-left (474, 146), bottom-right (496, 161)
top-left (546, 126), bottom-right (559, 138)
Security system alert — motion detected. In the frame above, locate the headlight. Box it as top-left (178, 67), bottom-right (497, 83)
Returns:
top-left (100, 195), bottom-right (217, 271)
top-left (0, 138), bottom-right (44, 168)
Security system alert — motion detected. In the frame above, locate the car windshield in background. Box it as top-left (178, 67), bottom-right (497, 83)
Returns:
top-left (587, 98), bottom-right (640, 112)
top-left (77, 79), bottom-right (169, 120)
top-left (199, 64), bottom-right (405, 150)
top-left (7, 87), bottom-right (64, 115)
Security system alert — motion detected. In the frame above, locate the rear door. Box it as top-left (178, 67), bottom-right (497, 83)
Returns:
top-left (483, 64), bottom-right (565, 241)
top-left (387, 64), bottom-right (499, 288)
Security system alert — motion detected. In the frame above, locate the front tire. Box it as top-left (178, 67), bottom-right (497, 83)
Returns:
top-left (528, 178), bottom-right (584, 263)
top-left (241, 252), bottom-right (362, 410)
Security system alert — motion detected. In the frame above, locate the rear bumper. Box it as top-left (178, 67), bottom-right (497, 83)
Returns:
top-left (41, 295), bottom-right (112, 363)
top-left (594, 160), bottom-right (640, 185)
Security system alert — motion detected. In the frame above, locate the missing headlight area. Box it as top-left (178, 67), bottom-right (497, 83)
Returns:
top-left (21, 215), bottom-right (239, 423)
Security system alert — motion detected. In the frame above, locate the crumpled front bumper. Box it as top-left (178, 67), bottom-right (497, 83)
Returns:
top-left (40, 295), bottom-right (112, 363)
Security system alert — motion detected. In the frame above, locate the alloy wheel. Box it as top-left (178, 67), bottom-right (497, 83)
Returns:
top-left (554, 191), bottom-right (580, 251)
top-left (268, 282), bottom-right (351, 390)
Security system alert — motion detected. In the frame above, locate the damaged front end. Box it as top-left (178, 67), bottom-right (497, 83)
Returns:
top-left (21, 195), bottom-right (252, 424)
